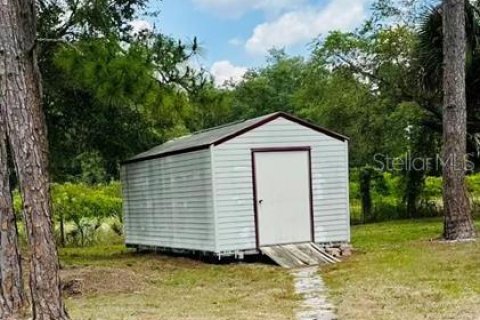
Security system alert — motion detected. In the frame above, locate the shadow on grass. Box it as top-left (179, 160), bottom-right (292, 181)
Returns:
top-left (60, 244), bottom-right (280, 268)
top-left (133, 247), bottom-right (278, 266)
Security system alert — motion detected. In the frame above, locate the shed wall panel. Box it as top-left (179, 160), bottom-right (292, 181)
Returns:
top-left (122, 149), bottom-right (215, 251)
top-left (213, 117), bottom-right (349, 251)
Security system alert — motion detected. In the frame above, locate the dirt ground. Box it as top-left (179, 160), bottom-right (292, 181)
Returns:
top-left (59, 247), bottom-right (298, 320)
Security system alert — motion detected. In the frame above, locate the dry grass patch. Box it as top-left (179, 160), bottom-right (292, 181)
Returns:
top-left (323, 219), bottom-right (480, 320)
top-left (59, 247), bottom-right (297, 320)
top-left (61, 266), bottom-right (144, 296)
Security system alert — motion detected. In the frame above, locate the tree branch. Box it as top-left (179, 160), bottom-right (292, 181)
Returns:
top-left (334, 54), bottom-right (389, 84)
top-left (54, 0), bottom-right (80, 38)
top-left (36, 38), bottom-right (81, 52)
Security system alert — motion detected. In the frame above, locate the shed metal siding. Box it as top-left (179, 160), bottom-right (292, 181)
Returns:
top-left (122, 149), bottom-right (216, 251)
top-left (212, 117), bottom-right (349, 252)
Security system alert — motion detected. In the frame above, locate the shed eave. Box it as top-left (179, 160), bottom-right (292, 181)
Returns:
top-left (120, 143), bottom-right (211, 165)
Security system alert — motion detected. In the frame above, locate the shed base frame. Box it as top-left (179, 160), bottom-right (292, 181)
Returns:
top-left (126, 241), bottom-right (350, 261)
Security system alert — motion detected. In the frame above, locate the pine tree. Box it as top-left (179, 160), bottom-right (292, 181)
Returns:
top-left (0, 0), bottom-right (69, 318)
top-left (442, 0), bottom-right (476, 240)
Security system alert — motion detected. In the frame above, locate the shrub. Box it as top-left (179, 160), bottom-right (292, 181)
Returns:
top-left (350, 172), bottom-right (480, 224)
top-left (51, 182), bottom-right (122, 246)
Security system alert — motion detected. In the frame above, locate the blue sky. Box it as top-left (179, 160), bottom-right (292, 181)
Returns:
top-left (132, 0), bottom-right (372, 85)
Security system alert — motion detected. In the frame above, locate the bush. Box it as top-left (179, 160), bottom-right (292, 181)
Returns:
top-left (350, 169), bottom-right (404, 224)
top-left (10, 172), bottom-right (480, 244)
top-left (350, 171), bottom-right (480, 224)
top-left (51, 182), bottom-right (122, 246)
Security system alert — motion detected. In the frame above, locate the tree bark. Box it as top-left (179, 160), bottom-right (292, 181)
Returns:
top-left (442, 0), bottom-right (476, 240)
top-left (0, 0), bottom-right (69, 318)
top-left (0, 108), bottom-right (26, 319)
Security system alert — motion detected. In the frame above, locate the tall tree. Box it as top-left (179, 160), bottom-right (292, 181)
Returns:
top-left (36, 0), bottom-right (206, 181)
top-left (442, 0), bottom-right (476, 240)
top-left (0, 112), bottom-right (26, 320)
top-left (0, 0), bottom-right (69, 318)
top-left (232, 49), bottom-right (304, 119)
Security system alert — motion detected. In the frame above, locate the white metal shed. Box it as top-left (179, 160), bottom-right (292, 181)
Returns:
top-left (121, 112), bottom-right (350, 257)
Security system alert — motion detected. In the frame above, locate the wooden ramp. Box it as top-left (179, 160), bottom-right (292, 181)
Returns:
top-left (260, 243), bottom-right (340, 268)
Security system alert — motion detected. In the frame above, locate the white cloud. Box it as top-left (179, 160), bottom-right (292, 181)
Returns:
top-left (210, 60), bottom-right (247, 87)
top-left (129, 19), bottom-right (153, 33)
top-left (192, 0), bottom-right (307, 18)
top-left (228, 37), bottom-right (243, 46)
top-left (245, 0), bottom-right (369, 55)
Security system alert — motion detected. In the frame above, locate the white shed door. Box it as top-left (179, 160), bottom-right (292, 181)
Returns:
top-left (254, 150), bottom-right (312, 246)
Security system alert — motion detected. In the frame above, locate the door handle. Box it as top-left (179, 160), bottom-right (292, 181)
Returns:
top-left (258, 199), bottom-right (263, 204)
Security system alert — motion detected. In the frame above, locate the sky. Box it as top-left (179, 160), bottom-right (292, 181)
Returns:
top-left (132, 0), bottom-right (373, 86)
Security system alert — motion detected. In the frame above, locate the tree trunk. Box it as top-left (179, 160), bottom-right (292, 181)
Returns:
top-left (60, 212), bottom-right (66, 248)
top-left (0, 108), bottom-right (26, 320)
top-left (359, 167), bottom-right (373, 223)
top-left (0, 0), bottom-right (70, 318)
top-left (404, 168), bottom-right (425, 219)
top-left (442, 0), bottom-right (476, 240)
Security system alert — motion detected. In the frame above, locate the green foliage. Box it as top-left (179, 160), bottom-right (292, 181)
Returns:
top-left (38, 0), bottom-right (149, 40)
top-left (467, 174), bottom-right (480, 195)
top-left (12, 182), bottom-right (122, 246)
top-left (12, 169), bottom-right (480, 247)
top-left (53, 40), bottom-right (155, 106)
top-left (350, 172), bottom-right (480, 224)
top-left (351, 168), bottom-right (402, 224)
top-left (35, 0), bottom-right (447, 189)
top-left (187, 84), bottom-right (234, 131)
top-left (296, 67), bottom-right (393, 166)
top-left (232, 49), bottom-right (305, 119)
top-left (74, 152), bottom-right (107, 184)
top-left (45, 32), bottom-right (206, 181)
top-left (423, 176), bottom-right (442, 199)
top-left (29, 0), bottom-right (480, 233)
top-left (51, 182), bottom-right (122, 246)
top-left (37, 0), bottom-right (207, 183)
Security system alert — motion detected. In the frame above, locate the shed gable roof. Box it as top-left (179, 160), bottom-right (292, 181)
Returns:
top-left (124, 112), bottom-right (348, 164)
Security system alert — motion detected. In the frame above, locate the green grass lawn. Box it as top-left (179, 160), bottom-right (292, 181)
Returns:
top-left (59, 247), bottom-right (297, 320)
top-left (323, 219), bottom-right (480, 320)
top-left (59, 219), bottom-right (480, 319)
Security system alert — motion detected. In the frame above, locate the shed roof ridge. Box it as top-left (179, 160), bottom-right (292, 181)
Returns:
top-left (189, 118), bottom-right (247, 136)
top-left (122, 112), bottom-right (348, 165)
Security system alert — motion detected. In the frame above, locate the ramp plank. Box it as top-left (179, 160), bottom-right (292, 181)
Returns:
top-left (296, 243), bottom-right (336, 264)
top-left (274, 245), bottom-right (309, 267)
top-left (260, 242), bottom-right (339, 268)
top-left (295, 243), bottom-right (331, 265)
top-left (261, 246), bottom-right (302, 268)
top-left (309, 243), bottom-right (341, 263)
top-left (284, 244), bottom-right (319, 265)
